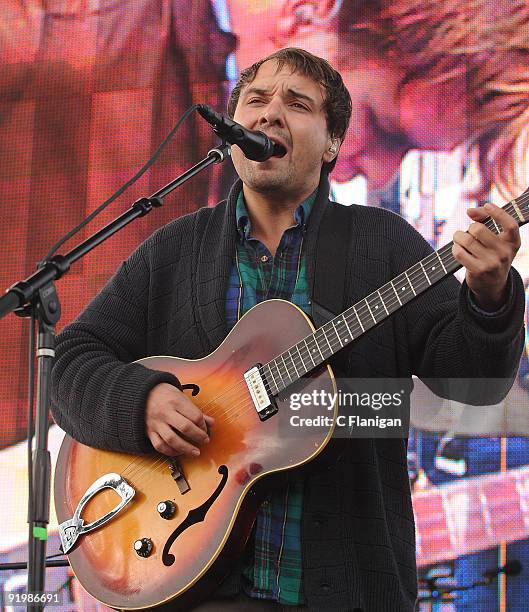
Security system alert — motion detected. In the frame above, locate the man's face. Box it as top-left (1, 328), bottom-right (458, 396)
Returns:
top-left (232, 60), bottom-right (335, 200)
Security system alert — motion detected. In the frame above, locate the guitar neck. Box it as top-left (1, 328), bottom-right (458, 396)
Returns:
top-left (414, 465), bottom-right (529, 566)
top-left (262, 188), bottom-right (529, 395)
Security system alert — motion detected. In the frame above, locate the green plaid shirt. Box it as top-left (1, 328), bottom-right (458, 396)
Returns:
top-left (225, 190), bottom-right (315, 604)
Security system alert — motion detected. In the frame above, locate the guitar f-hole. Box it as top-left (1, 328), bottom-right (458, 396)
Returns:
top-left (162, 465), bottom-right (229, 566)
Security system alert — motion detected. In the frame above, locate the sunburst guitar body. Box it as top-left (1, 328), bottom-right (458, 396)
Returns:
top-left (54, 300), bottom-right (337, 610)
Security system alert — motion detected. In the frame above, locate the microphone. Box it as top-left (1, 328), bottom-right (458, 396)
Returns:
top-left (196, 104), bottom-right (286, 162)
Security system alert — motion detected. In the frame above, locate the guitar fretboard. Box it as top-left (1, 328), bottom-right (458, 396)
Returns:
top-left (261, 190), bottom-right (529, 396)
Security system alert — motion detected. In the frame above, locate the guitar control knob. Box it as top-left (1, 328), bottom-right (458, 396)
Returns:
top-left (134, 538), bottom-right (153, 557)
top-left (157, 500), bottom-right (177, 519)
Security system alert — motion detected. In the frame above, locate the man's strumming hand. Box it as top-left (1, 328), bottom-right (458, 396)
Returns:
top-left (145, 383), bottom-right (214, 456)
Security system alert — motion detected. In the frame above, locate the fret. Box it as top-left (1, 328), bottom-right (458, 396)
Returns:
top-left (288, 349), bottom-right (300, 378)
top-left (378, 289), bottom-right (389, 315)
top-left (512, 200), bottom-right (525, 223)
top-left (342, 313), bottom-right (354, 342)
top-left (436, 251), bottom-right (447, 274)
top-left (304, 338), bottom-right (316, 367)
top-left (326, 319), bottom-right (342, 349)
top-left (263, 363), bottom-right (278, 395)
top-left (390, 280), bottom-right (402, 305)
top-left (295, 344), bottom-right (307, 374)
top-left (423, 257), bottom-right (443, 281)
top-left (318, 326), bottom-right (333, 355)
top-left (404, 270), bottom-right (416, 296)
top-left (409, 262), bottom-right (428, 292)
top-left (264, 363), bottom-right (278, 394)
top-left (341, 314), bottom-right (354, 342)
top-left (491, 218), bottom-right (501, 234)
top-left (394, 272), bottom-right (418, 304)
top-left (272, 359), bottom-right (283, 386)
top-left (308, 334), bottom-right (325, 362)
top-left (331, 320), bottom-right (344, 347)
top-left (280, 354), bottom-right (292, 383)
top-left (420, 260), bottom-right (432, 285)
top-left (364, 298), bottom-right (376, 324)
top-left (353, 307), bottom-right (365, 332)
top-left (369, 292), bottom-right (385, 322)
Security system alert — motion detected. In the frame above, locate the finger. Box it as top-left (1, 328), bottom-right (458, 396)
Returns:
top-left (454, 226), bottom-right (509, 267)
top-left (452, 242), bottom-right (483, 271)
top-left (173, 392), bottom-right (211, 432)
top-left (165, 410), bottom-right (210, 445)
top-left (149, 431), bottom-right (180, 457)
top-left (467, 222), bottom-right (503, 249)
top-left (158, 424), bottom-right (201, 456)
top-left (483, 203), bottom-right (521, 246)
top-left (467, 203), bottom-right (520, 247)
top-left (466, 205), bottom-right (489, 221)
top-left (204, 414), bottom-right (215, 434)
top-left (453, 230), bottom-right (487, 258)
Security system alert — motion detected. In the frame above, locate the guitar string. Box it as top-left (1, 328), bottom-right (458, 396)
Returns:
top-left (121, 197), bottom-right (529, 481)
top-left (121, 205), bottom-right (520, 483)
top-left (118, 197), bottom-right (529, 482)
top-left (133, 195), bottom-right (527, 439)
top-left (263, 199), bottom-right (527, 393)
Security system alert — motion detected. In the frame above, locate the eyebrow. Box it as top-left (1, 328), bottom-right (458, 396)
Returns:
top-left (243, 86), bottom-right (318, 107)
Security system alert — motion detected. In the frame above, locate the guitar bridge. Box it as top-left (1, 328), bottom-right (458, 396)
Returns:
top-left (168, 459), bottom-right (190, 494)
top-left (244, 365), bottom-right (277, 421)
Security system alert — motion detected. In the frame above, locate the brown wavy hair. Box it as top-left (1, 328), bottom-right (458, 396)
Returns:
top-left (227, 47), bottom-right (352, 173)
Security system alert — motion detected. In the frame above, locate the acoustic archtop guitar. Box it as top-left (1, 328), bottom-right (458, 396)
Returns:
top-left (54, 189), bottom-right (529, 610)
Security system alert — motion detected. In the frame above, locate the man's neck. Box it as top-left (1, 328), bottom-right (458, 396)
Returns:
top-left (242, 185), bottom-right (315, 256)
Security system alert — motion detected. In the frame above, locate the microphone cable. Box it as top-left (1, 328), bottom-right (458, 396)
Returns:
top-left (43, 104), bottom-right (200, 262)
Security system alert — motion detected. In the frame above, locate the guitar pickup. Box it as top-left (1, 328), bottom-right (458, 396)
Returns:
top-left (244, 365), bottom-right (277, 421)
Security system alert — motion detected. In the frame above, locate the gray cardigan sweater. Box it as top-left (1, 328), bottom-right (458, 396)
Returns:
top-left (51, 175), bottom-right (525, 611)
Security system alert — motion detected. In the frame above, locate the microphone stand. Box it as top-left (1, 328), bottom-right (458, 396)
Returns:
top-left (0, 143), bottom-right (230, 611)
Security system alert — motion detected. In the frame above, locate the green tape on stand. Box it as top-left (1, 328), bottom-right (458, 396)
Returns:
top-left (33, 526), bottom-right (48, 541)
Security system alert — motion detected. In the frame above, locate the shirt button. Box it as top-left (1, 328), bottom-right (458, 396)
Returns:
top-left (260, 255), bottom-right (269, 263)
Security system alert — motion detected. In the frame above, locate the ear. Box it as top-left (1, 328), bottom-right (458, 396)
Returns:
top-left (277, 1), bottom-right (340, 40)
top-left (322, 137), bottom-right (340, 163)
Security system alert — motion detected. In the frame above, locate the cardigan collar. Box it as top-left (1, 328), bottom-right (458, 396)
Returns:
top-left (195, 172), bottom-right (332, 353)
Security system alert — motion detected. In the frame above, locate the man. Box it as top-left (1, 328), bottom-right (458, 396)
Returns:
top-left (51, 48), bottom-right (525, 611)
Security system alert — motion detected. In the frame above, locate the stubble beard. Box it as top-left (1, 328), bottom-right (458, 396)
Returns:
top-left (239, 157), bottom-right (297, 198)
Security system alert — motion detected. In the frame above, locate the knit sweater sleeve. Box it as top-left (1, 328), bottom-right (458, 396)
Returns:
top-left (385, 210), bottom-right (525, 404)
top-left (50, 236), bottom-right (182, 454)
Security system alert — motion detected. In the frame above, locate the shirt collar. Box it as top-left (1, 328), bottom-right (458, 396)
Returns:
top-left (235, 190), bottom-right (317, 240)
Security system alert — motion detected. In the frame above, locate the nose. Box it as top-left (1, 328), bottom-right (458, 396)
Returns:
top-left (257, 98), bottom-right (285, 129)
